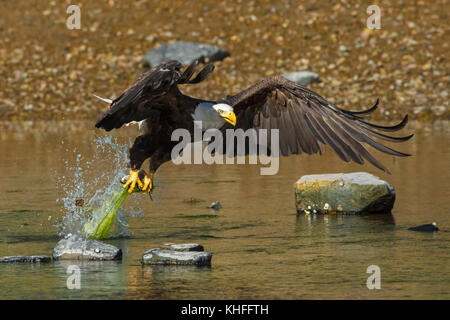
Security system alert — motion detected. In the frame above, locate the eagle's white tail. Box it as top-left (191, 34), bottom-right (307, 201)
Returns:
top-left (93, 94), bottom-right (113, 104)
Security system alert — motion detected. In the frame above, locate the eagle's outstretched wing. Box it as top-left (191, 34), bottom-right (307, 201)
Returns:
top-left (224, 76), bottom-right (413, 172)
top-left (95, 60), bottom-right (214, 131)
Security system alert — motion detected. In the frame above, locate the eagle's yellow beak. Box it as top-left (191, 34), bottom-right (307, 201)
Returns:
top-left (221, 110), bottom-right (236, 126)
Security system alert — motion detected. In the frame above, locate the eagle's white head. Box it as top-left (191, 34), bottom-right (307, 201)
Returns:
top-left (192, 102), bottom-right (237, 130)
top-left (212, 103), bottom-right (236, 126)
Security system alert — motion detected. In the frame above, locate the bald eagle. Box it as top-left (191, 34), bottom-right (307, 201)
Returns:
top-left (95, 60), bottom-right (412, 194)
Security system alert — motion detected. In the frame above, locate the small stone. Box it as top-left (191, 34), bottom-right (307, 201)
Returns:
top-left (413, 106), bottom-right (426, 115)
top-left (24, 104), bottom-right (33, 111)
top-left (142, 249), bottom-right (212, 266)
top-left (282, 71), bottom-right (321, 86)
top-left (207, 201), bottom-right (222, 210)
top-left (408, 222), bottom-right (439, 232)
top-left (53, 235), bottom-right (122, 261)
top-left (339, 45), bottom-right (349, 53)
top-left (0, 255), bottom-right (52, 264)
top-left (431, 106), bottom-right (446, 117)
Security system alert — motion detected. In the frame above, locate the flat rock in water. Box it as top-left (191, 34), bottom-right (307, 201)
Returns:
top-left (142, 41), bottom-right (230, 67)
top-left (142, 249), bottom-right (212, 266)
top-left (53, 235), bottom-right (122, 261)
top-left (282, 71), bottom-right (320, 86)
top-left (0, 255), bottom-right (52, 264)
top-left (295, 172), bottom-right (395, 214)
top-left (161, 243), bottom-right (204, 252)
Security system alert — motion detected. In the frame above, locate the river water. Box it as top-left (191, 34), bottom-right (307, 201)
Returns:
top-left (0, 120), bottom-right (448, 299)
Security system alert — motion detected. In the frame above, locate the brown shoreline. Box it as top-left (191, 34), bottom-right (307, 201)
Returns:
top-left (0, 1), bottom-right (448, 121)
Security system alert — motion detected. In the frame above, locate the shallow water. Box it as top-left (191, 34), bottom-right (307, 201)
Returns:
top-left (0, 120), bottom-right (448, 299)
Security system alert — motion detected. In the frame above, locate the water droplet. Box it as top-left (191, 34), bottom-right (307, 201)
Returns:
top-left (55, 136), bottom-right (141, 238)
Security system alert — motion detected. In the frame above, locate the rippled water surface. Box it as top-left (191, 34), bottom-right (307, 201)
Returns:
top-left (0, 121), bottom-right (448, 299)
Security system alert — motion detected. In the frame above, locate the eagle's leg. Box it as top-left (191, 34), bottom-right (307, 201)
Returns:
top-left (140, 147), bottom-right (172, 195)
top-left (124, 133), bottom-right (155, 193)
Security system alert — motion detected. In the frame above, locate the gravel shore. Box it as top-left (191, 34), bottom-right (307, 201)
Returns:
top-left (0, 1), bottom-right (448, 121)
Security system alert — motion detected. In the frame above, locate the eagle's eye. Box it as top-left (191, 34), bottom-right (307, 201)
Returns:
top-left (218, 109), bottom-right (223, 114)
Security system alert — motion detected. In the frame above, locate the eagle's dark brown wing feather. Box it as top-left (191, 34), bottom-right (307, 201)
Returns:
top-left (95, 60), bottom-right (214, 131)
top-left (225, 76), bottom-right (413, 172)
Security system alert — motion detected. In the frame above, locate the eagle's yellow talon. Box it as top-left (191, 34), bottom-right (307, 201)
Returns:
top-left (123, 169), bottom-right (142, 193)
top-left (142, 175), bottom-right (153, 194)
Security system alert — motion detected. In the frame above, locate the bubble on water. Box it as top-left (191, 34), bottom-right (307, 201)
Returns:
top-left (54, 135), bottom-right (144, 238)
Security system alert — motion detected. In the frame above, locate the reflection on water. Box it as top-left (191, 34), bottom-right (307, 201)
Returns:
top-left (0, 120), bottom-right (449, 299)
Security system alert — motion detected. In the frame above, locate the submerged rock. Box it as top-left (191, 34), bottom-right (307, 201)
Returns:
top-left (161, 243), bottom-right (204, 252)
top-left (295, 172), bottom-right (395, 214)
top-left (408, 222), bottom-right (439, 232)
top-left (282, 71), bottom-right (320, 86)
top-left (183, 197), bottom-right (206, 204)
top-left (0, 255), bottom-right (52, 264)
top-left (142, 248), bottom-right (212, 266)
top-left (53, 235), bottom-right (122, 261)
top-left (142, 41), bottom-right (230, 67)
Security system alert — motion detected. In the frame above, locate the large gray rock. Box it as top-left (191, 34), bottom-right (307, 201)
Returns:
top-left (0, 255), bottom-right (52, 263)
top-left (282, 71), bottom-right (320, 86)
top-left (295, 172), bottom-right (395, 214)
top-left (161, 243), bottom-right (204, 252)
top-left (142, 248), bottom-right (212, 266)
top-left (53, 235), bottom-right (122, 261)
top-left (142, 41), bottom-right (230, 67)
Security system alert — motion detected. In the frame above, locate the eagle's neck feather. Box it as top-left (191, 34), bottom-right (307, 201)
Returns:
top-left (192, 102), bottom-right (225, 130)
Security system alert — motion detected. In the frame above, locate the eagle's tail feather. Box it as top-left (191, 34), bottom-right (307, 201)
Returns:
top-left (93, 94), bottom-right (113, 104)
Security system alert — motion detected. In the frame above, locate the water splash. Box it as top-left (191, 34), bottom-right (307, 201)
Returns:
top-left (55, 135), bottom-right (143, 238)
